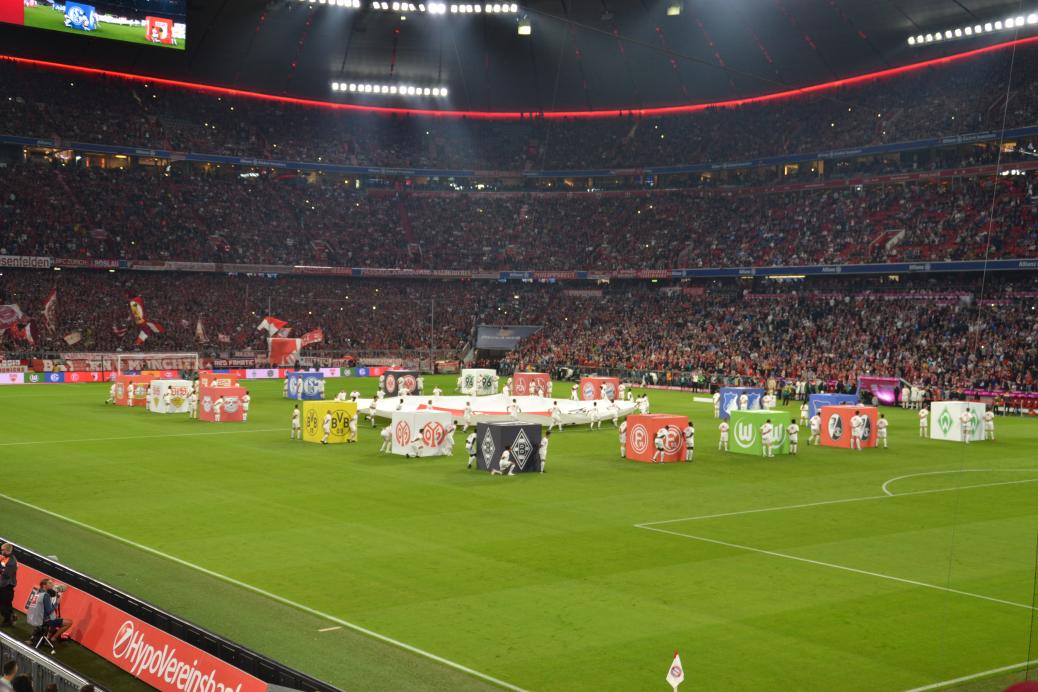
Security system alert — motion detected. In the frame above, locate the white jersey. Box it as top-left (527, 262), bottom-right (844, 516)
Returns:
top-left (787, 423), bottom-right (799, 440)
top-left (800, 404), bottom-right (809, 419)
top-left (683, 426), bottom-right (695, 447)
top-left (919, 409), bottom-right (929, 426)
top-left (508, 402), bottom-right (521, 417)
top-left (712, 393), bottom-right (720, 407)
top-left (380, 427), bottom-right (392, 442)
top-left (292, 409), bottom-right (301, 427)
top-left (464, 404), bottom-right (474, 421)
top-left (335, 392), bottom-right (347, 402)
top-left (810, 415), bottom-right (821, 434)
top-left (213, 398), bottom-right (224, 412)
top-left (739, 394), bottom-right (748, 409)
top-left (539, 438), bottom-right (548, 461)
top-left (432, 387), bottom-right (443, 397)
top-left (242, 394), bottom-right (250, 410)
top-left (466, 434), bottom-right (478, 456)
top-left (959, 411), bottom-right (974, 428)
top-left (718, 422), bottom-right (730, 438)
top-left (982, 411), bottom-right (994, 428)
top-left (550, 405), bottom-right (562, 421)
top-left (760, 423), bottom-right (773, 442)
top-left (877, 418), bottom-right (888, 436)
top-left (638, 397), bottom-right (649, 414)
top-left (619, 422), bottom-right (627, 443)
top-left (188, 393), bottom-right (197, 409)
top-left (323, 414), bottom-right (332, 433)
top-left (850, 415), bottom-right (865, 436)
top-left (502, 385), bottom-right (510, 398)
top-left (654, 429), bottom-right (667, 449)
top-left (350, 391), bottom-right (361, 401)
top-left (376, 390), bottom-right (385, 400)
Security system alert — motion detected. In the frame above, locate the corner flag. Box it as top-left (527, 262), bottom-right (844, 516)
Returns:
top-left (666, 651), bottom-right (684, 690)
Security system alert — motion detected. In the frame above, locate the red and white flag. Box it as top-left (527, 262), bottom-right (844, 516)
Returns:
top-left (129, 296), bottom-right (164, 345)
top-left (63, 331), bottom-right (82, 346)
top-left (300, 328), bottom-right (324, 346)
top-left (218, 333), bottom-right (231, 344)
top-left (42, 288), bottom-right (57, 332)
top-left (0, 304), bottom-right (24, 330)
top-left (257, 316), bottom-right (288, 336)
top-left (7, 321), bottom-right (35, 347)
top-left (195, 318), bottom-right (208, 343)
top-left (666, 651), bottom-right (684, 690)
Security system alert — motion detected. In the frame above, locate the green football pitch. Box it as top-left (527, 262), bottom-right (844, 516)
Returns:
top-left (1, 376), bottom-right (1037, 691)
top-left (22, 5), bottom-right (184, 50)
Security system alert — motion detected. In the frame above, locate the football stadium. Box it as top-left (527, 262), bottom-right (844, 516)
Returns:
top-left (0, 1), bottom-right (1037, 691)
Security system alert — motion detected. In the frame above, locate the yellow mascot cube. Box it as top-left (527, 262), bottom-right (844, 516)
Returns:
top-left (302, 401), bottom-right (358, 444)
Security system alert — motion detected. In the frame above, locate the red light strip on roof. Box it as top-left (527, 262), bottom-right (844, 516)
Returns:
top-left (3, 36), bottom-right (1038, 120)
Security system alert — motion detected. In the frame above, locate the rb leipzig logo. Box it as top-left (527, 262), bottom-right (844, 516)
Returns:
top-left (395, 421), bottom-right (411, 446)
top-left (630, 424), bottom-right (649, 454)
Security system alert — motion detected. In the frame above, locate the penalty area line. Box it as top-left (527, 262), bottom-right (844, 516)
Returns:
top-left (637, 525), bottom-right (1036, 612)
top-left (0, 492), bottom-right (527, 692)
top-left (901, 658), bottom-right (1038, 692)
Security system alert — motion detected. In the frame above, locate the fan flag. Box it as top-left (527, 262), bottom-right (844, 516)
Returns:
top-left (129, 296), bottom-right (164, 344)
top-left (0, 304), bottom-right (24, 330)
top-left (63, 331), bottom-right (82, 346)
top-left (195, 318), bottom-right (208, 343)
top-left (666, 651), bottom-right (684, 690)
top-left (42, 288), bottom-right (57, 332)
top-left (257, 316), bottom-right (288, 336)
top-left (7, 321), bottom-right (35, 347)
top-left (300, 328), bottom-right (324, 346)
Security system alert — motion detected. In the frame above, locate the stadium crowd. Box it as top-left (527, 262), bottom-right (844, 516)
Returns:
top-left (1, 42), bottom-right (1037, 170)
top-left (1, 162), bottom-right (1035, 269)
top-left (2, 270), bottom-right (1036, 393)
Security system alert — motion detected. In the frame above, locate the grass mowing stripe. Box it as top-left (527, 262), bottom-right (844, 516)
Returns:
top-left (0, 429), bottom-right (285, 446)
top-left (0, 491), bottom-right (528, 692)
top-left (637, 524), bottom-right (1037, 611)
top-left (900, 659), bottom-right (1038, 692)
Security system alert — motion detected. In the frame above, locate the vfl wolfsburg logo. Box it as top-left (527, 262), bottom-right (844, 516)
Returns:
top-left (733, 420), bottom-right (757, 449)
top-left (937, 409), bottom-right (954, 435)
top-left (771, 423), bottom-right (786, 446)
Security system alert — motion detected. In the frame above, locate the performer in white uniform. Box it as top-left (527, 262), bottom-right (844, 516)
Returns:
top-left (619, 420), bottom-right (627, 457)
top-left (718, 420), bottom-right (729, 451)
top-left (809, 414), bottom-right (822, 445)
top-left (787, 421), bottom-right (799, 454)
top-left (549, 401), bottom-right (563, 433)
top-left (291, 404), bottom-right (301, 439)
top-left (760, 419), bottom-right (775, 458)
top-left (919, 407), bottom-right (929, 438)
top-left (683, 422), bottom-right (695, 462)
top-left (983, 409), bottom-right (995, 440)
top-left (876, 413), bottom-right (888, 448)
top-left (849, 411), bottom-right (864, 450)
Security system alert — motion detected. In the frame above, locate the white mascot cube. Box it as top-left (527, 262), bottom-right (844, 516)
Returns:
top-left (391, 410), bottom-right (455, 457)
top-left (459, 368), bottom-right (497, 396)
top-left (929, 401), bottom-right (986, 442)
top-left (147, 379), bottom-right (193, 414)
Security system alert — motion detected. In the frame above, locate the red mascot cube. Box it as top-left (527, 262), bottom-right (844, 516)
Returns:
top-left (115, 375), bottom-right (153, 407)
top-left (199, 386), bottom-right (247, 423)
top-left (579, 376), bottom-right (621, 401)
top-left (199, 371), bottom-right (239, 388)
top-left (512, 372), bottom-right (551, 396)
top-left (625, 414), bottom-right (688, 463)
top-left (819, 405), bottom-right (878, 449)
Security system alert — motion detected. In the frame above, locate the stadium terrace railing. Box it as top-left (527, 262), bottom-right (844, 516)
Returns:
top-left (4, 255), bottom-right (1038, 281)
top-left (0, 540), bottom-right (342, 692)
top-left (3, 123), bottom-right (1037, 179)
top-left (0, 630), bottom-right (105, 692)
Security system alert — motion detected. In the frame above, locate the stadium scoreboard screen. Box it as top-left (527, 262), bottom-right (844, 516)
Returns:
top-left (1, 0), bottom-right (186, 50)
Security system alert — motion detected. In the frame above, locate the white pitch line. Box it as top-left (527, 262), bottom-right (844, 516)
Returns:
top-left (637, 524), bottom-right (1037, 612)
top-left (0, 428), bottom-right (285, 447)
top-left (317, 626), bottom-right (342, 633)
top-left (901, 658), bottom-right (1038, 692)
top-left (0, 492), bottom-right (527, 692)
top-left (638, 474), bottom-right (1038, 527)
top-left (881, 468), bottom-right (1038, 496)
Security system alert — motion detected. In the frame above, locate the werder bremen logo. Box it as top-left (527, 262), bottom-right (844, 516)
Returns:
top-left (937, 408), bottom-right (954, 435)
top-left (734, 420), bottom-right (757, 449)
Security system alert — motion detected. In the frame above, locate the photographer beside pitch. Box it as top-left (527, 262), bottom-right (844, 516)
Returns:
top-left (26, 577), bottom-right (74, 642)
top-left (0, 544), bottom-right (16, 627)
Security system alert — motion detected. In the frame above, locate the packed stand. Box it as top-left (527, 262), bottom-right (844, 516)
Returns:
top-left (2, 269), bottom-right (1037, 392)
top-left (1, 161), bottom-right (1035, 269)
top-left (1, 44), bottom-right (1038, 170)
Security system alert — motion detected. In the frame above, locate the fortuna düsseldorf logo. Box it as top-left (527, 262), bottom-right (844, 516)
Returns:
top-left (395, 421), bottom-right (411, 446)
top-left (630, 424), bottom-right (649, 454)
top-left (733, 420), bottom-right (757, 448)
top-left (662, 425), bottom-right (682, 454)
top-left (422, 422), bottom-right (446, 447)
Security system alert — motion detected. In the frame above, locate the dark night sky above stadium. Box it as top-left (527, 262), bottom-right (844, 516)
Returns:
top-left (0, 0), bottom-right (1031, 111)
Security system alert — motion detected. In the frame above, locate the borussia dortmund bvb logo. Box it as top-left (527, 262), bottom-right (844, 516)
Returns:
top-left (937, 409), bottom-right (954, 435)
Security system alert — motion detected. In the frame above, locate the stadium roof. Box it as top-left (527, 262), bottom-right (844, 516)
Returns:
top-left (0, 0), bottom-right (1032, 114)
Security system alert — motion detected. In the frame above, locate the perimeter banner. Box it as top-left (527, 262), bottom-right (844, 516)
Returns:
top-left (12, 563), bottom-right (267, 692)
